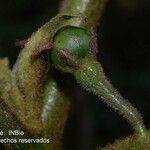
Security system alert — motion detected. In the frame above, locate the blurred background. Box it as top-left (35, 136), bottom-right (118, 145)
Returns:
top-left (0, 0), bottom-right (150, 149)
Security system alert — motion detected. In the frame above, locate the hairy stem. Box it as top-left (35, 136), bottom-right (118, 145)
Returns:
top-left (74, 57), bottom-right (146, 137)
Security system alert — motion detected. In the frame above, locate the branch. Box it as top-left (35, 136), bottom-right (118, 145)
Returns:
top-left (60, 0), bottom-right (107, 29)
top-left (97, 130), bottom-right (150, 150)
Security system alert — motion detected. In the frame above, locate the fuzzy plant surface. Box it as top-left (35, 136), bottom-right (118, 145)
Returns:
top-left (0, 0), bottom-right (150, 150)
top-left (97, 130), bottom-right (150, 150)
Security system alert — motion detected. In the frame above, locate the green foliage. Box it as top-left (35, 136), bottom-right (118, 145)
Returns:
top-left (0, 14), bottom-right (75, 149)
top-left (0, 0), bottom-right (148, 149)
top-left (41, 74), bottom-right (71, 149)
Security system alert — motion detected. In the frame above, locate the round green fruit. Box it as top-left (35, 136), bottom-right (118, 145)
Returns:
top-left (51, 26), bottom-right (90, 67)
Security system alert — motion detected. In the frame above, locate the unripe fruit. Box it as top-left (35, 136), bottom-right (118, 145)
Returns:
top-left (51, 26), bottom-right (90, 67)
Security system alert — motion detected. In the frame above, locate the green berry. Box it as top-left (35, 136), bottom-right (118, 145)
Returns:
top-left (51, 26), bottom-right (90, 67)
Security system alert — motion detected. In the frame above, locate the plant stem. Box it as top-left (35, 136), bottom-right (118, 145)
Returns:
top-left (60, 0), bottom-right (107, 29)
top-left (41, 71), bottom-right (71, 150)
top-left (74, 57), bottom-right (146, 137)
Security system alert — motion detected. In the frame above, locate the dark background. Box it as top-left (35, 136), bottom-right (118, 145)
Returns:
top-left (0, 0), bottom-right (150, 150)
